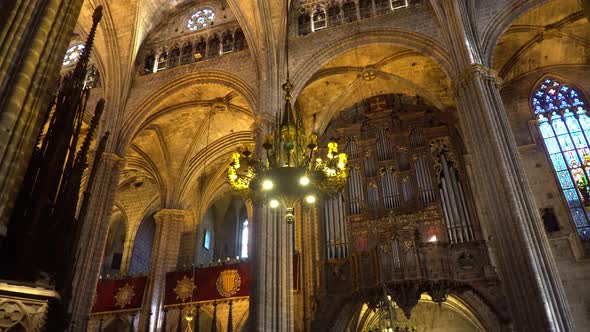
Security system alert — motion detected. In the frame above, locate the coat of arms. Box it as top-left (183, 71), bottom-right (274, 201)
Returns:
top-left (174, 275), bottom-right (197, 302)
top-left (114, 283), bottom-right (135, 309)
top-left (216, 269), bottom-right (241, 298)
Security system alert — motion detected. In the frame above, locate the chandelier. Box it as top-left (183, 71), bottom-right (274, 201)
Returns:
top-left (228, 79), bottom-right (348, 223)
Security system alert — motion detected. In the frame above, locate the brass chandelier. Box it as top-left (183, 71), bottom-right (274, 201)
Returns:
top-left (228, 79), bottom-right (348, 223)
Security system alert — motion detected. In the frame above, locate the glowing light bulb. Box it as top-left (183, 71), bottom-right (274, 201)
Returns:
top-left (299, 176), bottom-right (310, 186)
top-left (262, 179), bottom-right (273, 190)
top-left (269, 199), bottom-right (279, 208)
top-left (428, 235), bottom-right (438, 243)
top-left (305, 195), bottom-right (316, 204)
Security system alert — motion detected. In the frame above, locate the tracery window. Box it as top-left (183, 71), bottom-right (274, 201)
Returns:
top-left (533, 78), bottom-right (590, 238)
top-left (63, 44), bottom-right (85, 66)
top-left (168, 46), bottom-right (180, 68)
top-left (342, 0), bottom-right (357, 23)
top-left (221, 31), bottom-right (234, 54)
top-left (181, 42), bottom-right (194, 65)
top-left (391, 0), bottom-right (409, 10)
top-left (187, 8), bottom-right (215, 31)
top-left (312, 6), bottom-right (327, 32)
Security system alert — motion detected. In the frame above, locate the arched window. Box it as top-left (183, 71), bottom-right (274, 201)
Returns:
top-left (241, 219), bottom-right (249, 258)
top-left (181, 42), bottom-right (194, 65)
top-left (312, 6), bottom-right (327, 32)
top-left (208, 35), bottom-right (220, 58)
top-left (342, 0), bottom-right (357, 23)
top-left (234, 29), bottom-right (246, 51)
top-left (328, 2), bottom-right (342, 26)
top-left (391, 0), bottom-right (408, 11)
top-left (221, 31), bottom-right (234, 54)
top-left (298, 9), bottom-right (311, 36)
top-left (84, 65), bottom-right (101, 89)
top-left (187, 7), bottom-right (215, 31)
top-left (533, 78), bottom-right (590, 238)
top-left (63, 44), bottom-right (85, 66)
top-left (359, 0), bottom-right (373, 19)
top-left (144, 51), bottom-right (155, 74)
top-left (156, 48), bottom-right (168, 71)
top-left (375, 0), bottom-right (391, 15)
top-left (195, 38), bottom-right (207, 61)
top-left (168, 46), bottom-right (180, 68)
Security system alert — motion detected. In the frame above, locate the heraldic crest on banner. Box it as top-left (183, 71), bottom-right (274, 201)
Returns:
top-left (174, 275), bottom-right (197, 302)
top-left (114, 283), bottom-right (135, 309)
top-left (216, 269), bottom-right (241, 298)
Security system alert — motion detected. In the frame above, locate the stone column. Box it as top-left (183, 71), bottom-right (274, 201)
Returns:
top-left (139, 209), bottom-right (192, 332)
top-left (430, 1), bottom-right (574, 329)
top-left (249, 204), bottom-right (294, 332)
top-left (68, 153), bottom-right (124, 330)
top-left (0, 0), bottom-right (85, 236)
top-left (454, 65), bottom-right (573, 331)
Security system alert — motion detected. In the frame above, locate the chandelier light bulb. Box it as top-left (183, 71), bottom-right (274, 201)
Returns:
top-left (262, 179), bottom-right (274, 191)
top-left (269, 199), bottom-right (280, 208)
top-left (299, 176), bottom-right (310, 186)
top-left (428, 235), bottom-right (438, 243)
top-left (305, 195), bottom-right (316, 204)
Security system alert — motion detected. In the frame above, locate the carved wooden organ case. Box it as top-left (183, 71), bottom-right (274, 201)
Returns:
top-left (317, 94), bottom-right (497, 315)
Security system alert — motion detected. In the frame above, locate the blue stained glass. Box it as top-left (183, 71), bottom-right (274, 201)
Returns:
top-left (573, 98), bottom-right (584, 106)
top-left (564, 150), bottom-right (580, 166)
top-left (560, 100), bottom-right (571, 109)
top-left (545, 137), bottom-right (561, 154)
top-left (558, 135), bottom-right (575, 151)
top-left (571, 89), bottom-right (579, 98)
top-left (578, 111), bottom-right (590, 127)
top-left (550, 153), bottom-right (568, 171)
top-left (533, 98), bottom-right (540, 106)
top-left (552, 117), bottom-right (568, 135)
top-left (571, 208), bottom-right (588, 228)
top-left (535, 106), bottom-right (543, 114)
top-left (544, 79), bottom-right (552, 84)
top-left (536, 91), bottom-right (544, 97)
top-left (539, 121), bottom-right (554, 138)
top-left (561, 85), bottom-right (570, 92)
top-left (558, 171), bottom-right (574, 189)
top-left (565, 112), bottom-right (581, 132)
top-left (571, 132), bottom-right (588, 148)
top-left (558, 92), bottom-right (565, 101)
top-left (545, 95), bottom-right (552, 103)
top-left (553, 81), bottom-right (560, 86)
top-left (547, 103), bottom-right (557, 111)
top-left (565, 189), bottom-right (582, 208)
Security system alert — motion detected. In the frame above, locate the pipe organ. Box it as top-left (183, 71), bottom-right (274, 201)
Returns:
top-left (320, 94), bottom-right (481, 258)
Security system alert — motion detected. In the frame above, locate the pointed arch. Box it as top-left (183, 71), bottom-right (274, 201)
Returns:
top-left (531, 76), bottom-right (590, 238)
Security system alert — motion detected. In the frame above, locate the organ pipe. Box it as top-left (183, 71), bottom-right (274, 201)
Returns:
top-left (431, 138), bottom-right (475, 243)
top-left (324, 194), bottom-right (349, 259)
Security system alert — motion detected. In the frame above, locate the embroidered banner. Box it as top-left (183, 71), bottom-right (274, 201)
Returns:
top-left (164, 256), bottom-right (300, 307)
top-left (91, 276), bottom-right (147, 314)
top-left (164, 263), bottom-right (250, 306)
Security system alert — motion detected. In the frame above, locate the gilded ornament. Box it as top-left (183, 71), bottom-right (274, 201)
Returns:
top-left (114, 283), bottom-right (135, 309)
top-left (216, 269), bottom-right (241, 298)
top-left (173, 276), bottom-right (197, 302)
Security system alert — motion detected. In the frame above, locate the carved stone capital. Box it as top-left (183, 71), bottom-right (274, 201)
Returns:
top-left (452, 63), bottom-right (503, 95)
top-left (154, 209), bottom-right (193, 224)
top-left (101, 152), bottom-right (126, 170)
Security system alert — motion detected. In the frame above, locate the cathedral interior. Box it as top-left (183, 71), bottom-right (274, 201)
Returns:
top-left (2, 0), bottom-right (590, 331)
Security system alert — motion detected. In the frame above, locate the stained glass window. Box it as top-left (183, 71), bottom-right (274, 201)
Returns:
top-left (187, 8), bottom-right (215, 31)
top-left (63, 44), bottom-right (85, 66)
top-left (241, 219), bottom-right (249, 258)
top-left (534, 78), bottom-right (590, 239)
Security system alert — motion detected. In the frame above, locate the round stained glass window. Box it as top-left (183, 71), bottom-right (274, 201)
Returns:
top-left (63, 44), bottom-right (85, 66)
top-left (187, 8), bottom-right (215, 31)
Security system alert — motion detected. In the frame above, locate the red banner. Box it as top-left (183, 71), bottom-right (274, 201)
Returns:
top-left (165, 263), bottom-right (250, 306)
top-left (91, 276), bottom-right (147, 313)
top-left (165, 256), bottom-right (300, 306)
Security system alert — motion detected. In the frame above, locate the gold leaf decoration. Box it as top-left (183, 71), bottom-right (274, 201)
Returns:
top-left (216, 269), bottom-right (241, 298)
top-left (114, 283), bottom-right (135, 309)
top-left (174, 275), bottom-right (197, 302)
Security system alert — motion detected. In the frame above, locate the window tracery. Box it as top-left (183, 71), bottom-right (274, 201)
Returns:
top-left (533, 78), bottom-right (590, 238)
top-left (241, 219), bottom-right (249, 258)
top-left (187, 8), bottom-right (215, 31)
top-left (312, 6), bottom-right (327, 32)
top-left (63, 44), bottom-right (85, 66)
top-left (391, 0), bottom-right (409, 10)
